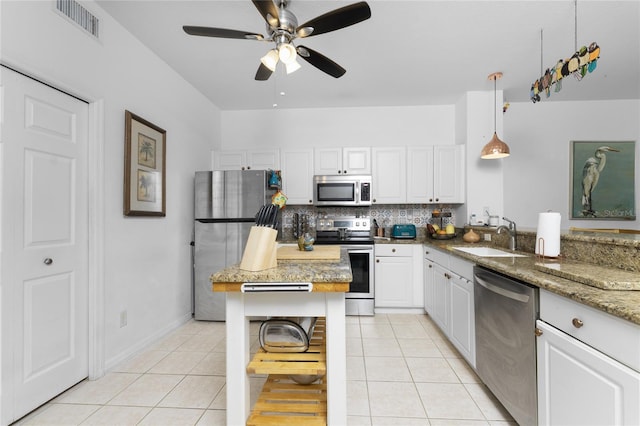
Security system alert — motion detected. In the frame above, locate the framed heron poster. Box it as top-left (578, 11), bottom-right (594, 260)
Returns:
top-left (570, 140), bottom-right (635, 220)
top-left (124, 110), bottom-right (166, 216)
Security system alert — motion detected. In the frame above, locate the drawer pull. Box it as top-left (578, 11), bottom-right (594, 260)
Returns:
top-left (572, 318), bottom-right (584, 328)
top-left (535, 328), bottom-right (543, 337)
top-left (392, 248), bottom-right (396, 253)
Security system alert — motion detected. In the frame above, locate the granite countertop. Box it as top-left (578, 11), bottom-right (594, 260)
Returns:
top-left (210, 248), bottom-right (353, 292)
top-left (418, 237), bottom-right (640, 326)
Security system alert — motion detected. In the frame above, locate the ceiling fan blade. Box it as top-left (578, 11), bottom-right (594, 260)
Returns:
top-left (255, 63), bottom-right (273, 81)
top-left (252, 0), bottom-right (280, 28)
top-left (183, 26), bottom-right (264, 40)
top-left (297, 46), bottom-right (346, 78)
top-left (296, 2), bottom-right (371, 38)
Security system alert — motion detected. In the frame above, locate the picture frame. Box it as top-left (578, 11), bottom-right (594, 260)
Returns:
top-left (124, 110), bottom-right (166, 216)
top-left (569, 140), bottom-right (635, 220)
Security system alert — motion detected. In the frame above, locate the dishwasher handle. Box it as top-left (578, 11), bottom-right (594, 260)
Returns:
top-left (474, 273), bottom-right (530, 303)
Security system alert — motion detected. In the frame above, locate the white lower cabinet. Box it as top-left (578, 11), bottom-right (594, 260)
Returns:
top-left (537, 290), bottom-right (640, 426)
top-left (449, 273), bottom-right (475, 366)
top-left (375, 244), bottom-right (423, 309)
top-left (423, 246), bottom-right (475, 366)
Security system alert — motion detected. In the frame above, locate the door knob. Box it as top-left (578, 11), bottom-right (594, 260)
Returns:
top-left (43, 258), bottom-right (53, 265)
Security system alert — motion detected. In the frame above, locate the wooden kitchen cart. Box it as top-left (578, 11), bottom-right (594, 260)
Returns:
top-left (246, 318), bottom-right (327, 425)
top-left (211, 251), bottom-right (351, 426)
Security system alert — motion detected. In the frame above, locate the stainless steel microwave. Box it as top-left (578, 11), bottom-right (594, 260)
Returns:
top-left (313, 175), bottom-right (372, 206)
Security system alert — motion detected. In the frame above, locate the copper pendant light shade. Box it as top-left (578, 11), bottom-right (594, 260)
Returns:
top-left (481, 72), bottom-right (510, 159)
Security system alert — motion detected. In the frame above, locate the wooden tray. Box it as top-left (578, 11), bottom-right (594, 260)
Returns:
top-left (277, 245), bottom-right (340, 260)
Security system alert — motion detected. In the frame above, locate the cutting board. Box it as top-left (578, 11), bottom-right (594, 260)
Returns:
top-left (277, 245), bottom-right (341, 260)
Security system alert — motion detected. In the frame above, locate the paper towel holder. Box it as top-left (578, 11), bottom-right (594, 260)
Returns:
top-left (536, 237), bottom-right (563, 260)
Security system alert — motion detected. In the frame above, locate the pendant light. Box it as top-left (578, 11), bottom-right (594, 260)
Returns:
top-left (481, 72), bottom-right (510, 159)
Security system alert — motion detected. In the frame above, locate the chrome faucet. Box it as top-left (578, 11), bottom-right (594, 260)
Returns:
top-left (496, 217), bottom-right (517, 250)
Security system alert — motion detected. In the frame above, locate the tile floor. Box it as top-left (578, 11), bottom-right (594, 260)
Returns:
top-left (16, 314), bottom-right (516, 426)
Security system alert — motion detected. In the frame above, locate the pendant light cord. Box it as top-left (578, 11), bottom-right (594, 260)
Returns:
top-left (493, 76), bottom-right (497, 133)
top-left (574, 0), bottom-right (578, 51)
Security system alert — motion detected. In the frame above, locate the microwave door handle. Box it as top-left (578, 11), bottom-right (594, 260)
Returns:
top-left (355, 182), bottom-right (360, 204)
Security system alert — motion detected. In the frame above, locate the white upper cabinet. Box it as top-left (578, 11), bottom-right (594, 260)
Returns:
top-left (314, 147), bottom-right (371, 175)
top-left (433, 145), bottom-right (465, 203)
top-left (407, 145), bottom-right (465, 204)
top-left (213, 149), bottom-right (280, 171)
top-left (280, 149), bottom-right (314, 205)
top-left (371, 147), bottom-right (406, 204)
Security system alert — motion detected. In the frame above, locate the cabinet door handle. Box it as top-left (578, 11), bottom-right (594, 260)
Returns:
top-left (376, 259), bottom-right (380, 263)
top-left (392, 248), bottom-right (396, 253)
top-left (43, 258), bottom-right (53, 265)
top-left (428, 264), bottom-right (432, 268)
top-left (535, 328), bottom-right (543, 337)
top-left (444, 272), bottom-right (451, 279)
top-left (343, 170), bottom-right (347, 174)
top-left (572, 318), bottom-right (584, 328)
top-left (338, 170), bottom-right (342, 174)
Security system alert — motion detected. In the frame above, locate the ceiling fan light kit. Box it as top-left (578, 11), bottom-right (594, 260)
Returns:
top-left (481, 72), bottom-right (511, 160)
top-left (183, 0), bottom-right (371, 80)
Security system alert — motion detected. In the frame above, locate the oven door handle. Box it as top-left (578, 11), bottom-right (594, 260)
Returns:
top-left (474, 274), bottom-right (530, 303)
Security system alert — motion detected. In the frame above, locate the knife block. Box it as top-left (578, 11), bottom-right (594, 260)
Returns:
top-left (240, 226), bottom-right (278, 271)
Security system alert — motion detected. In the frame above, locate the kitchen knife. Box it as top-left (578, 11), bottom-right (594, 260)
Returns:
top-left (255, 205), bottom-right (267, 226)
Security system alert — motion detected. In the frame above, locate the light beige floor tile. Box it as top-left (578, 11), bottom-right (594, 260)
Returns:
top-left (347, 380), bottom-right (370, 416)
top-left (107, 374), bottom-right (183, 407)
top-left (433, 338), bottom-right (462, 358)
top-left (464, 383), bottom-right (514, 422)
top-left (21, 403), bottom-right (100, 425)
top-left (110, 350), bottom-right (170, 373)
top-left (358, 314), bottom-right (389, 324)
top-left (79, 405), bottom-right (150, 425)
top-left (196, 409), bottom-right (226, 425)
top-left (446, 358), bottom-right (481, 383)
top-left (372, 416), bottom-right (431, 425)
top-left (406, 357), bottom-right (460, 383)
top-left (347, 323), bottom-right (362, 338)
top-left (429, 420), bottom-right (489, 426)
top-left (397, 338), bottom-right (442, 358)
top-left (159, 375), bottom-right (225, 409)
top-left (346, 316), bottom-right (361, 324)
top-left (347, 337), bottom-right (364, 356)
top-left (205, 377), bottom-right (264, 411)
top-left (347, 356), bottom-right (366, 381)
top-left (176, 333), bottom-right (225, 352)
top-left (387, 313), bottom-right (423, 325)
top-left (189, 352), bottom-right (226, 376)
top-left (361, 323), bottom-right (394, 338)
top-left (362, 338), bottom-right (402, 357)
top-left (148, 351), bottom-right (207, 374)
top-left (365, 357), bottom-right (411, 381)
top-left (487, 421), bottom-right (518, 426)
top-left (415, 383), bottom-right (484, 420)
top-left (392, 323), bottom-right (430, 339)
top-left (367, 381), bottom-right (426, 418)
top-left (149, 331), bottom-right (192, 352)
top-left (176, 320), bottom-right (219, 335)
top-left (138, 407), bottom-right (204, 426)
top-left (54, 373), bottom-right (140, 405)
top-left (348, 415), bottom-right (373, 425)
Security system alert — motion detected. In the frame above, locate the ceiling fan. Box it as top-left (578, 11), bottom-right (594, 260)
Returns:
top-left (183, 0), bottom-right (371, 80)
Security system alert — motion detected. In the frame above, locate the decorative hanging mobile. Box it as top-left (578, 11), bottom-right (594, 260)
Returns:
top-left (530, 0), bottom-right (600, 103)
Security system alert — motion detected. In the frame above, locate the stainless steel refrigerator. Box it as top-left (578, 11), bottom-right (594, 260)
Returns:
top-left (193, 170), bottom-right (275, 320)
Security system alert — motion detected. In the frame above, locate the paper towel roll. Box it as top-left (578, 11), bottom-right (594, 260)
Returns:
top-left (535, 212), bottom-right (561, 257)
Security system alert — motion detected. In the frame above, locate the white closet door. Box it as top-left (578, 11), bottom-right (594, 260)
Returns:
top-left (1, 68), bottom-right (89, 423)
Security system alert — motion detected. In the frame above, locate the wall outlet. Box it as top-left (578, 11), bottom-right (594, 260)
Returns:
top-left (484, 233), bottom-right (492, 242)
top-left (120, 310), bottom-right (127, 328)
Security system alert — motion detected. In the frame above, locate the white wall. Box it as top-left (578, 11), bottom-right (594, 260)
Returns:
top-left (504, 99), bottom-right (640, 230)
top-left (221, 105), bottom-right (456, 149)
top-left (1, 0), bottom-right (220, 370)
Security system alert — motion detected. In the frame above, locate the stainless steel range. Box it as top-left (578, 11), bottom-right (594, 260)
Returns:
top-left (315, 215), bottom-right (374, 316)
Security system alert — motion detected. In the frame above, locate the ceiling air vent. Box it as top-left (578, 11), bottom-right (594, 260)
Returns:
top-left (56, 0), bottom-right (100, 39)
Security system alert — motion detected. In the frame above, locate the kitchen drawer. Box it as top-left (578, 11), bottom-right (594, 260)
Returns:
top-left (376, 244), bottom-right (413, 257)
top-left (540, 289), bottom-right (640, 372)
top-left (449, 256), bottom-right (474, 281)
top-left (424, 246), bottom-right (449, 268)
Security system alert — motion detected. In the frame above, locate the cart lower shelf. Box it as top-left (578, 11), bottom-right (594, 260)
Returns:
top-left (246, 318), bottom-right (328, 425)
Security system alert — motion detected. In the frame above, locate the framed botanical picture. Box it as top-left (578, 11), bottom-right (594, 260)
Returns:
top-left (570, 140), bottom-right (635, 220)
top-left (124, 110), bottom-right (166, 216)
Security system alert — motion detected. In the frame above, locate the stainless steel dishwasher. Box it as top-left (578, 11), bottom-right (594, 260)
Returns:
top-left (474, 266), bottom-right (539, 426)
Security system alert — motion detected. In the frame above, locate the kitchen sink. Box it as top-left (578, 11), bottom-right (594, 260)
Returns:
top-left (452, 246), bottom-right (527, 257)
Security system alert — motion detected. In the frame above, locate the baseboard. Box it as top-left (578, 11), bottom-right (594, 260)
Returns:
top-left (104, 312), bottom-right (193, 372)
